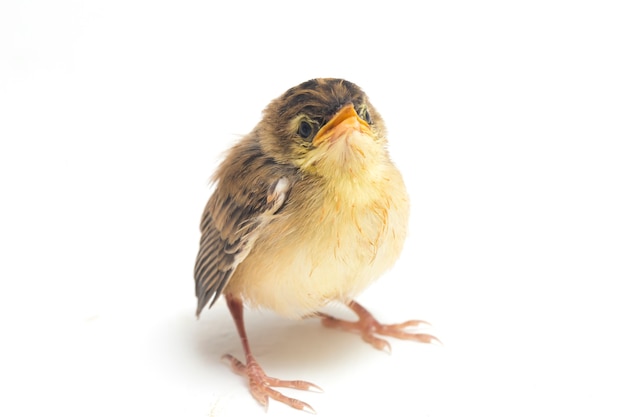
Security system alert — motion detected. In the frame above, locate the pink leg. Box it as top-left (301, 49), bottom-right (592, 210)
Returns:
top-left (320, 300), bottom-right (441, 352)
top-left (223, 295), bottom-right (322, 413)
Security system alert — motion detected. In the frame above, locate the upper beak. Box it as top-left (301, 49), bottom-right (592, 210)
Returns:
top-left (312, 104), bottom-right (373, 147)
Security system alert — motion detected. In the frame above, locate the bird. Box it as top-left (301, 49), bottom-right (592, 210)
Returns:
top-left (194, 78), bottom-right (438, 413)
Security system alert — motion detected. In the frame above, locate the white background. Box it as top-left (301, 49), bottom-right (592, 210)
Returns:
top-left (1, 1), bottom-right (625, 416)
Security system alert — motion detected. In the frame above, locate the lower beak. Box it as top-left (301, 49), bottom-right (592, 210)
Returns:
top-left (312, 104), bottom-right (373, 147)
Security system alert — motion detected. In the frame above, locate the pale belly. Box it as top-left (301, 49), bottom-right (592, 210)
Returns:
top-left (227, 187), bottom-right (409, 318)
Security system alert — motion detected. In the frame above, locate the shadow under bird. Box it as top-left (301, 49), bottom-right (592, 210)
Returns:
top-left (194, 78), bottom-right (439, 413)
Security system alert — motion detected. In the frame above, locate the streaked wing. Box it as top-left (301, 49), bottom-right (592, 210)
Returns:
top-left (194, 177), bottom-right (290, 316)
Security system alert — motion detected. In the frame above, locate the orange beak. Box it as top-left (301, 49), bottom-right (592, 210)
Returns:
top-left (312, 104), bottom-right (373, 147)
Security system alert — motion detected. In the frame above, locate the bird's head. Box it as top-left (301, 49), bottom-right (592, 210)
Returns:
top-left (257, 78), bottom-right (389, 180)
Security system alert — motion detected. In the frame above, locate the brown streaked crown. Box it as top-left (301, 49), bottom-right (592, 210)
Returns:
top-left (256, 78), bottom-right (387, 165)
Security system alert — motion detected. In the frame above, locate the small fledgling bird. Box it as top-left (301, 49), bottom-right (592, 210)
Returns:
top-left (194, 78), bottom-right (438, 412)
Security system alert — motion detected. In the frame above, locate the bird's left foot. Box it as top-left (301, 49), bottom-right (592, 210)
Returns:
top-left (320, 300), bottom-right (441, 352)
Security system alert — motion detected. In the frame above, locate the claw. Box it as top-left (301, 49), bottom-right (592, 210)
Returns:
top-left (264, 376), bottom-right (323, 392)
top-left (362, 332), bottom-right (392, 353)
top-left (221, 354), bottom-right (246, 374)
top-left (393, 319), bottom-right (432, 330)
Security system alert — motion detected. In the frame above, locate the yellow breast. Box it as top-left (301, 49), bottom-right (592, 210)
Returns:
top-left (227, 164), bottom-right (409, 318)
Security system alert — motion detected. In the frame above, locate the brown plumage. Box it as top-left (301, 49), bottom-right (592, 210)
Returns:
top-left (194, 78), bottom-right (438, 412)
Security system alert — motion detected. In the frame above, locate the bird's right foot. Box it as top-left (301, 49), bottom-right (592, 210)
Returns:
top-left (222, 354), bottom-right (322, 413)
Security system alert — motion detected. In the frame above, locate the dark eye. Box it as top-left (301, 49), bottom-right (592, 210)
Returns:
top-left (361, 108), bottom-right (372, 125)
top-left (297, 120), bottom-right (315, 141)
